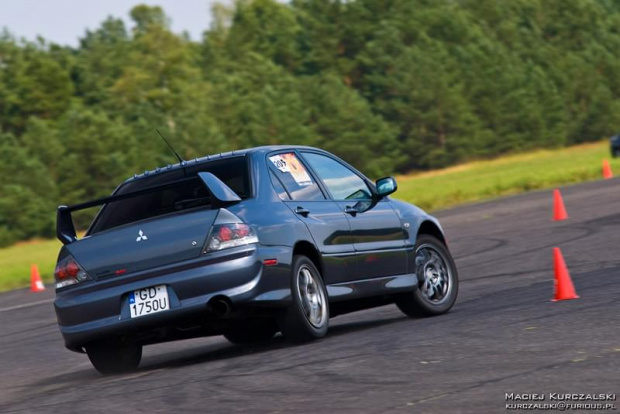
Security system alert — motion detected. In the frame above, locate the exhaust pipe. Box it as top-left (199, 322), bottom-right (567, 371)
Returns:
top-left (208, 297), bottom-right (232, 317)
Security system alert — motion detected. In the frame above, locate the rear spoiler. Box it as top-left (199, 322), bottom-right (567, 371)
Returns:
top-left (57, 172), bottom-right (242, 245)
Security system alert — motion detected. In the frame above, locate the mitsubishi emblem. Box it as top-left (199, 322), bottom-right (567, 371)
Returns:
top-left (136, 230), bottom-right (148, 242)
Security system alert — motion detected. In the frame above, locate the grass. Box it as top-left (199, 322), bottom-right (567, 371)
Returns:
top-left (0, 140), bottom-right (615, 292)
top-left (394, 140), bottom-right (617, 212)
top-left (0, 238), bottom-right (61, 291)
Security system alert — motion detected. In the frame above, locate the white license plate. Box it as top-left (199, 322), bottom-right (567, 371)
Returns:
top-left (129, 285), bottom-right (169, 318)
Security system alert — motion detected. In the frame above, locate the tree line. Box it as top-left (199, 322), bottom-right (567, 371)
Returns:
top-left (1, 0), bottom-right (620, 246)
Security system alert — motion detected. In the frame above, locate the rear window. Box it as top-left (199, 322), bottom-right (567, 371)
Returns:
top-left (88, 157), bottom-right (250, 234)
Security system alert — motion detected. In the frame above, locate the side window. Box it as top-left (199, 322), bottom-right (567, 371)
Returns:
top-left (267, 153), bottom-right (325, 201)
top-left (302, 153), bottom-right (372, 200)
top-left (268, 169), bottom-right (291, 200)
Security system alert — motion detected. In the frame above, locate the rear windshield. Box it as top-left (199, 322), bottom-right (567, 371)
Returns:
top-left (88, 156), bottom-right (250, 234)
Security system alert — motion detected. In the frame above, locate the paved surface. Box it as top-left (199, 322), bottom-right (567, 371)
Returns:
top-left (1, 179), bottom-right (619, 413)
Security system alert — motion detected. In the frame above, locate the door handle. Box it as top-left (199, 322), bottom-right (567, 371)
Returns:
top-left (344, 206), bottom-right (358, 216)
top-left (294, 206), bottom-right (310, 217)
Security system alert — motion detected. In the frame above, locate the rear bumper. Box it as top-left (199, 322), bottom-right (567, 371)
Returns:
top-left (54, 245), bottom-right (292, 351)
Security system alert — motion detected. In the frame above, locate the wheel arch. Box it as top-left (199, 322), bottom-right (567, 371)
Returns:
top-left (417, 220), bottom-right (446, 245)
top-left (292, 240), bottom-right (323, 277)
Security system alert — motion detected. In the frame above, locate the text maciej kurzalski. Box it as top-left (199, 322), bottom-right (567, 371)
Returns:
top-left (506, 393), bottom-right (616, 401)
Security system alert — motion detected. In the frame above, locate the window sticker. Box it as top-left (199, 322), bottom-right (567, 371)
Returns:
top-left (269, 153), bottom-right (313, 186)
top-left (269, 155), bottom-right (290, 173)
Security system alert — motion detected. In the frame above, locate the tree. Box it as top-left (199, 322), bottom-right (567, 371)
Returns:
top-left (3, 0), bottom-right (620, 244)
top-left (0, 36), bottom-right (73, 133)
top-left (0, 131), bottom-right (56, 246)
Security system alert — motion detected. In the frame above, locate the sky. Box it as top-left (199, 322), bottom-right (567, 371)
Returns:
top-left (0, 0), bottom-right (219, 46)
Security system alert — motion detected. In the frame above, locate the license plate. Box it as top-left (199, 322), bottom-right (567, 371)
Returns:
top-left (129, 285), bottom-right (169, 318)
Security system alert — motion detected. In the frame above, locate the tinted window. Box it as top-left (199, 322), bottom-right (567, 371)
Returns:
top-left (302, 153), bottom-right (371, 200)
top-left (269, 169), bottom-right (291, 200)
top-left (90, 157), bottom-right (250, 234)
top-left (267, 152), bottom-right (324, 201)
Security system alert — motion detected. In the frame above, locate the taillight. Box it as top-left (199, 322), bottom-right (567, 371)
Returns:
top-left (54, 255), bottom-right (92, 289)
top-left (204, 224), bottom-right (258, 253)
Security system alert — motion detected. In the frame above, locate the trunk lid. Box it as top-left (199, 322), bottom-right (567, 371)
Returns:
top-left (66, 208), bottom-right (218, 279)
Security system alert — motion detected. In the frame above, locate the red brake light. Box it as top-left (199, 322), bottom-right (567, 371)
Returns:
top-left (65, 260), bottom-right (79, 278)
top-left (205, 224), bottom-right (259, 253)
top-left (54, 255), bottom-right (92, 288)
top-left (219, 226), bottom-right (233, 242)
top-left (55, 265), bottom-right (67, 280)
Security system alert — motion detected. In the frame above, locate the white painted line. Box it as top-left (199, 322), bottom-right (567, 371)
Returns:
top-left (0, 299), bottom-right (54, 313)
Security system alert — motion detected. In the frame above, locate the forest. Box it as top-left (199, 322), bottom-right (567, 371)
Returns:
top-left (1, 0), bottom-right (620, 246)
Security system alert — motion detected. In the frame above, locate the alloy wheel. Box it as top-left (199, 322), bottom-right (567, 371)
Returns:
top-left (297, 265), bottom-right (327, 328)
top-left (415, 244), bottom-right (453, 305)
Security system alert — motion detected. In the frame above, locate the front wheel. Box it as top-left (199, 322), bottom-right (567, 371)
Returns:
top-left (85, 338), bottom-right (142, 375)
top-left (279, 255), bottom-right (329, 343)
top-left (396, 235), bottom-right (459, 317)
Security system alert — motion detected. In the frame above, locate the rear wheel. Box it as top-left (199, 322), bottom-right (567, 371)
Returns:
top-left (396, 235), bottom-right (459, 317)
top-left (223, 319), bottom-right (278, 345)
top-left (85, 339), bottom-right (142, 375)
top-left (279, 255), bottom-right (329, 342)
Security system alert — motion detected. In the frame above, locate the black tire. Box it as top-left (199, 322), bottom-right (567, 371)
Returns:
top-left (279, 255), bottom-right (329, 343)
top-left (396, 235), bottom-right (459, 317)
top-left (85, 339), bottom-right (142, 375)
top-left (223, 319), bottom-right (279, 345)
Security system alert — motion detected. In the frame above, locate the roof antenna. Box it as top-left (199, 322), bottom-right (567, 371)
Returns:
top-left (156, 128), bottom-right (184, 165)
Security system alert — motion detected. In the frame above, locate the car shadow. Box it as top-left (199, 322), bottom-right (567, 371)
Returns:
top-left (30, 312), bottom-right (409, 386)
top-left (139, 313), bottom-right (408, 372)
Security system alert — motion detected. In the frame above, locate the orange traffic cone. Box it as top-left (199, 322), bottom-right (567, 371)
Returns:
top-left (30, 264), bottom-right (45, 292)
top-left (602, 159), bottom-right (613, 179)
top-left (552, 189), bottom-right (568, 221)
top-left (552, 248), bottom-right (579, 302)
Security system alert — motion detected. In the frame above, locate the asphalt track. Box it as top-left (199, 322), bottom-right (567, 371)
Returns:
top-left (1, 178), bottom-right (619, 413)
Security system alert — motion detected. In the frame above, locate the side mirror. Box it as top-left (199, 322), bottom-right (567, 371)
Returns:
top-left (375, 176), bottom-right (397, 198)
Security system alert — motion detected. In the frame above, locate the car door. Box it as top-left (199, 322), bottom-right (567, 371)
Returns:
top-left (300, 151), bottom-right (407, 280)
top-left (267, 151), bottom-right (357, 284)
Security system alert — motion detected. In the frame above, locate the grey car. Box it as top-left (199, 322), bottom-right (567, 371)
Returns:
top-left (54, 146), bottom-right (459, 374)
